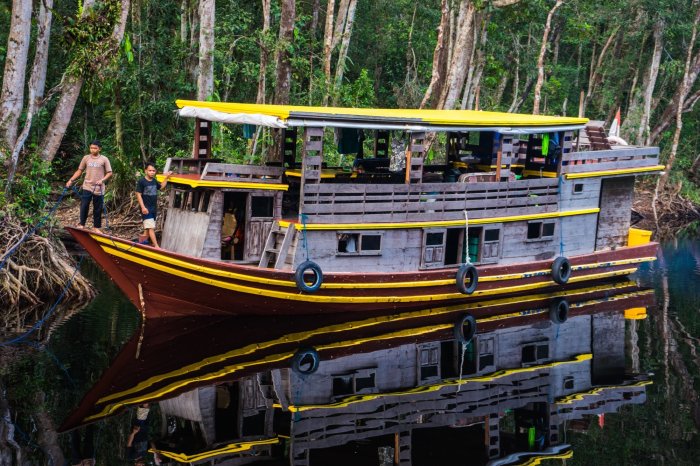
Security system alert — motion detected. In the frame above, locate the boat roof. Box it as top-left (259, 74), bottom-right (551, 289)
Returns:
top-left (176, 100), bottom-right (588, 133)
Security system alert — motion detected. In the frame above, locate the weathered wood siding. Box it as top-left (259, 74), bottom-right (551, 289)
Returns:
top-left (201, 191), bottom-right (223, 260)
top-left (595, 176), bottom-right (635, 250)
top-left (294, 229), bottom-right (422, 272)
top-left (561, 147), bottom-right (659, 174)
top-left (301, 179), bottom-right (560, 223)
top-left (591, 311), bottom-right (625, 384)
top-left (161, 208), bottom-right (211, 256)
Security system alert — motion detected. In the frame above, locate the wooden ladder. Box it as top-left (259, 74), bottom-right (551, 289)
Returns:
top-left (258, 221), bottom-right (297, 269)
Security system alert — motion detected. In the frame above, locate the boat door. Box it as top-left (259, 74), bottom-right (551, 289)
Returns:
top-left (244, 192), bottom-right (278, 262)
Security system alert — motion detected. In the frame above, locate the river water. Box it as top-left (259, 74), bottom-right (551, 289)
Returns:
top-left (2, 240), bottom-right (700, 465)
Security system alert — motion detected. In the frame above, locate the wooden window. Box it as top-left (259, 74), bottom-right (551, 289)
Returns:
top-left (419, 343), bottom-right (440, 381)
top-left (331, 369), bottom-right (377, 399)
top-left (251, 196), bottom-right (274, 218)
top-left (573, 183), bottom-right (584, 194)
top-left (481, 227), bottom-right (501, 261)
top-left (563, 376), bottom-right (574, 390)
top-left (478, 337), bottom-right (495, 372)
top-left (337, 231), bottom-right (382, 256)
top-left (526, 221), bottom-right (556, 240)
top-left (421, 229), bottom-right (446, 268)
top-left (522, 341), bottom-right (549, 366)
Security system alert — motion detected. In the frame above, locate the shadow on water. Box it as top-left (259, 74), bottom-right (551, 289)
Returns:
top-left (2, 243), bottom-right (700, 465)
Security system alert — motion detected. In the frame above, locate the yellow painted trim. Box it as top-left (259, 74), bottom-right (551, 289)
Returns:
top-left (474, 164), bottom-right (526, 170)
top-left (151, 437), bottom-right (280, 462)
top-left (519, 449), bottom-right (574, 465)
top-left (157, 174), bottom-right (288, 190)
top-left (92, 235), bottom-right (295, 288)
top-left (556, 380), bottom-right (652, 405)
top-left (522, 169), bottom-right (559, 178)
top-left (286, 354), bottom-right (592, 412)
top-left (87, 284), bottom-right (649, 421)
top-left (564, 165), bottom-right (665, 179)
top-left (280, 208), bottom-right (600, 231)
top-left (176, 99), bottom-right (588, 127)
top-left (90, 234), bottom-right (655, 290)
top-left (101, 241), bottom-right (641, 303)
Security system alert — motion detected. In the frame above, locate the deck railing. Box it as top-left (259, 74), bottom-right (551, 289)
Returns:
top-left (301, 178), bottom-right (560, 223)
top-left (562, 147), bottom-right (660, 174)
top-left (201, 163), bottom-right (285, 183)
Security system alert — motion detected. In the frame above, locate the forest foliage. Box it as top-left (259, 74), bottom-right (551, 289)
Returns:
top-left (1, 0), bottom-right (700, 218)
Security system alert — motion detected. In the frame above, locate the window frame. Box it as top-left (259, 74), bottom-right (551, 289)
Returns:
top-left (336, 230), bottom-right (383, 256)
top-left (525, 220), bottom-right (556, 242)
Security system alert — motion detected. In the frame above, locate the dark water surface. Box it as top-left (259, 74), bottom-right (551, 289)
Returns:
top-left (4, 241), bottom-right (700, 465)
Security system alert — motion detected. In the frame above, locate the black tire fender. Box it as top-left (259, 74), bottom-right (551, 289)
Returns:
top-left (291, 348), bottom-right (320, 374)
top-left (551, 256), bottom-right (572, 285)
top-left (454, 313), bottom-right (477, 344)
top-left (456, 264), bottom-right (479, 295)
top-left (549, 297), bottom-right (569, 324)
top-left (295, 260), bottom-right (323, 293)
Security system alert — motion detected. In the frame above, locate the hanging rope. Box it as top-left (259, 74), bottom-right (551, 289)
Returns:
top-left (0, 256), bottom-right (85, 347)
top-left (558, 174), bottom-right (565, 257)
top-left (0, 186), bottom-right (75, 272)
top-left (301, 213), bottom-right (310, 262)
top-left (463, 209), bottom-right (471, 264)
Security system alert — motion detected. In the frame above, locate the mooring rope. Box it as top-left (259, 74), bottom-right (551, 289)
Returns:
top-left (558, 174), bottom-right (565, 257)
top-left (301, 213), bottom-right (310, 262)
top-left (463, 209), bottom-right (471, 264)
top-left (0, 255), bottom-right (85, 347)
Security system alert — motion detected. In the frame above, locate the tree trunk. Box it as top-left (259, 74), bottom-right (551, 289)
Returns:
top-left (637, 19), bottom-right (664, 146)
top-left (5, 0), bottom-right (54, 192)
top-left (39, 0), bottom-right (130, 163)
top-left (197, 0), bottom-right (215, 101)
top-left (436, 0), bottom-right (476, 110)
top-left (581, 26), bottom-right (619, 116)
top-left (322, 0), bottom-right (336, 104)
top-left (274, 0), bottom-right (296, 105)
top-left (650, 53), bottom-right (700, 144)
top-left (532, 0), bottom-right (563, 115)
top-left (257, 0), bottom-right (272, 104)
top-left (420, 0), bottom-right (450, 109)
top-left (462, 12), bottom-right (489, 110)
top-left (332, 0), bottom-right (357, 103)
top-left (0, 0), bottom-right (32, 153)
top-left (657, 3), bottom-right (700, 192)
top-left (331, 0), bottom-right (350, 51)
top-left (180, 0), bottom-right (189, 43)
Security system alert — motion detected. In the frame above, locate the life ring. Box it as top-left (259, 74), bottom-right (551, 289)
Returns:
top-left (291, 348), bottom-right (320, 374)
top-left (549, 297), bottom-right (569, 324)
top-left (454, 313), bottom-right (477, 344)
top-left (456, 264), bottom-right (479, 294)
top-left (295, 260), bottom-right (323, 293)
top-left (551, 257), bottom-right (571, 285)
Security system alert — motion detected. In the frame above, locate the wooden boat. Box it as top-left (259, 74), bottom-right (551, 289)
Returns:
top-left (59, 282), bottom-right (654, 465)
top-left (67, 101), bottom-right (662, 317)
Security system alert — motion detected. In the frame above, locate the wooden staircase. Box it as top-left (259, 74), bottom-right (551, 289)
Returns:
top-left (258, 221), bottom-right (298, 269)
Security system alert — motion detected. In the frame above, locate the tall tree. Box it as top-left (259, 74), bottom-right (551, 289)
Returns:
top-left (532, 0), bottom-right (564, 115)
top-left (5, 0), bottom-right (54, 192)
top-left (273, 0), bottom-right (296, 105)
top-left (197, 0), bottom-right (215, 100)
top-left (257, 0), bottom-right (272, 104)
top-left (39, 0), bottom-right (131, 163)
top-left (0, 0), bottom-right (32, 153)
top-left (331, 0), bottom-right (358, 104)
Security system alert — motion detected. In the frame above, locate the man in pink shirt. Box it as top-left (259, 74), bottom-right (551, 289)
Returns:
top-left (66, 140), bottom-right (113, 232)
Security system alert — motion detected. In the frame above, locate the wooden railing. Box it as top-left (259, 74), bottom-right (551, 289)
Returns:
top-left (562, 147), bottom-right (659, 174)
top-left (201, 163), bottom-right (285, 183)
top-left (302, 178), bottom-right (560, 223)
top-left (164, 157), bottom-right (219, 176)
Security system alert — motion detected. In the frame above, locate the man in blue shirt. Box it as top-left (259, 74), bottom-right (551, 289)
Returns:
top-left (135, 162), bottom-right (172, 248)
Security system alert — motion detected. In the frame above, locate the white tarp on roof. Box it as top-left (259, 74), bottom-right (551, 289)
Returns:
top-left (179, 106), bottom-right (288, 128)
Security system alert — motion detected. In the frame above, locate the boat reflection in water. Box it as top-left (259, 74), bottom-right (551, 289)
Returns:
top-left (61, 280), bottom-right (654, 465)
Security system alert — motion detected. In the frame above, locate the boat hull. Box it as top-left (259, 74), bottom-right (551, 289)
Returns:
top-left (66, 227), bottom-right (658, 317)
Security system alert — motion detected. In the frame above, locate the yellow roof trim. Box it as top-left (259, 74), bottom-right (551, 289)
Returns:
top-left (281, 208), bottom-right (600, 230)
top-left (564, 165), bottom-right (665, 179)
top-left (157, 174), bottom-right (288, 191)
top-left (176, 100), bottom-right (588, 128)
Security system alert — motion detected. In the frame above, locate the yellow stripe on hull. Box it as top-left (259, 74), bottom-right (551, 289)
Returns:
top-left (280, 208), bottom-right (600, 230)
top-left (152, 437), bottom-right (280, 463)
top-left (101, 241), bottom-right (641, 304)
top-left (564, 165), bottom-right (665, 179)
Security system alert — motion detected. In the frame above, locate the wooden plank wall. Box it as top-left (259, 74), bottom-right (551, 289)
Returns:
top-left (297, 229), bottom-right (423, 272)
top-left (161, 208), bottom-right (211, 256)
top-left (201, 191), bottom-right (223, 260)
top-left (590, 311), bottom-right (625, 384)
top-left (595, 176), bottom-right (635, 250)
top-left (561, 147), bottom-right (659, 174)
top-left (302, 178), bottom-right (560, 223)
